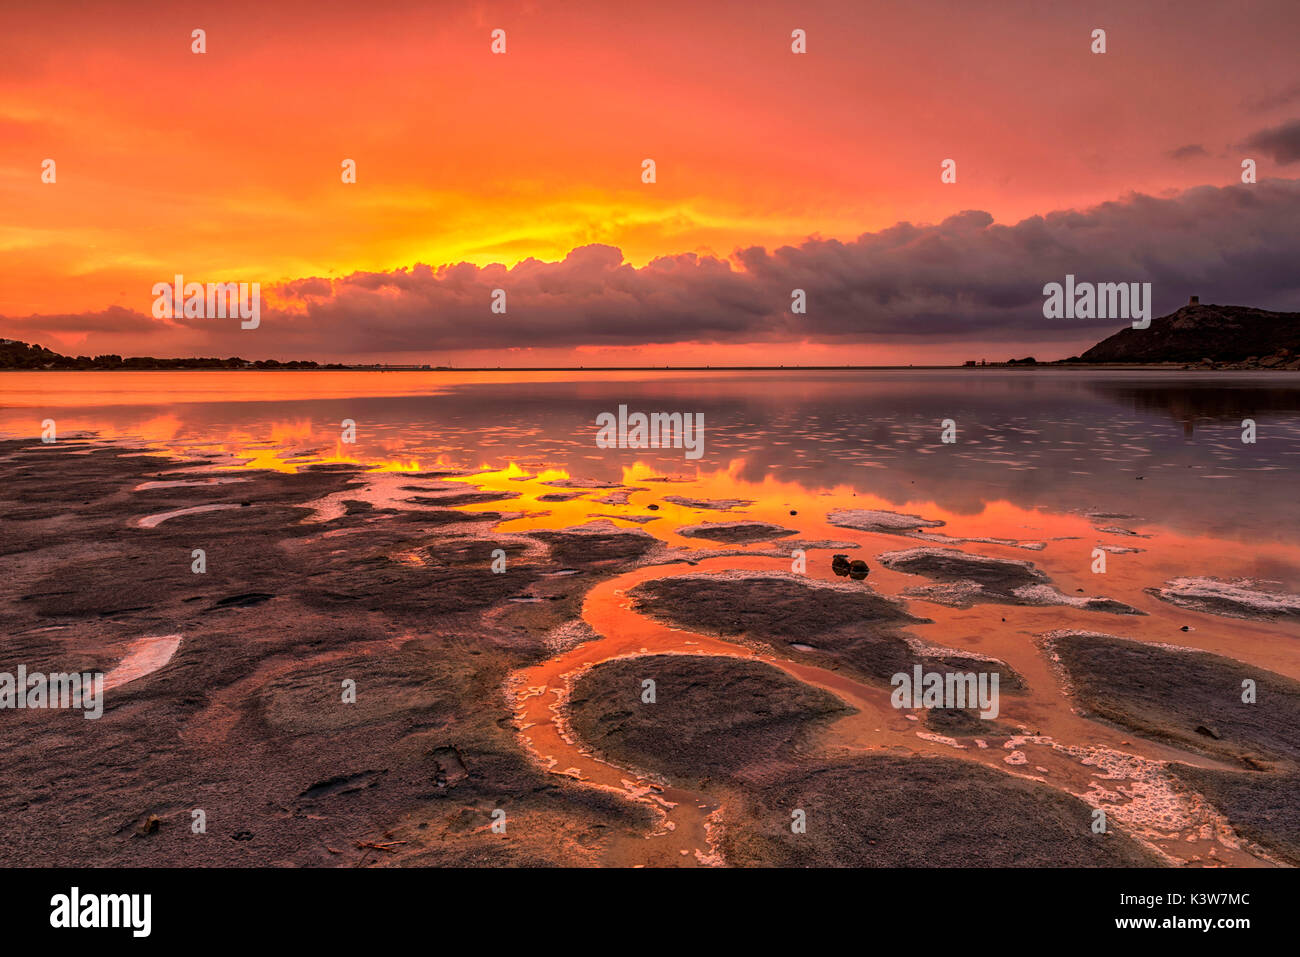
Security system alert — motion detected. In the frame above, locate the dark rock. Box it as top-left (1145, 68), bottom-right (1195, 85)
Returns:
top-left (1081, 303), bottom-right (1300, 364)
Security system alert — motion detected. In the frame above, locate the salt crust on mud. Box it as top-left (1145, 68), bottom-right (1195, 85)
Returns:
top-left (997, 733), bottom-right (1249, 863)
top-left (137, 502), bottom-right (242, 528)
top-left (542, 478), bottom-right (625, 489)
top-left (134, 477), bottom-right (249, 490)
top-left (1146, 577), bottom-right (1300, 620)
top-left (829, 508), bottom-right (1045, 550)
top-left (1034, 630), bottom-right (1284, 862)
top-left (1095, 525), bottom-right (1151, 538)
top-left (827, 508), bottom-right (944, 531)
top-left (1010, 583), bottom-right (1139, 613)
top-left (591, 488), bottom-right (647, 505)
top-left (915, 731), bottom-right (965, 749)
top-left (661, 496), bottom-right (754, 511)
top-left (103, 634), bottom-right (183, 691)
top-left (880, 547), bottom-right (1139, 613)
top-left (542, 619), bottom-right (600, 654)
top-left (675, 521), bottom-right (798, 541)
top-left (669, 539), bottom-right (858, 554)
top-left (880, 545), bottom-right (1042, 574)
top-left (298, 472), bottom-right (464, 522)
top-left (551, 518), bottom-right (645, 535)
top-left (910, 531), bottom-right (1048, 551)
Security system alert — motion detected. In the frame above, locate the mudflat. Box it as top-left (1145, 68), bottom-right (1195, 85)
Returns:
top-left (0, 440), bottom-right (656, 866)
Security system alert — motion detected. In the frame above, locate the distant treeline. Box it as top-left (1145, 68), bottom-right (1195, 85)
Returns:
top-left (0, 340), bottom-right (339, 370)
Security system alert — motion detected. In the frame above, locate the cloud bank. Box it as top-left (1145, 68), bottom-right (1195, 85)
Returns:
top-left (5, 179), bottom-right (1299, 361)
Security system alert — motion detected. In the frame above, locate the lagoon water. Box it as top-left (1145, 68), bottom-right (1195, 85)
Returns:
top-left (4, 368), bottom-right (1299, 543)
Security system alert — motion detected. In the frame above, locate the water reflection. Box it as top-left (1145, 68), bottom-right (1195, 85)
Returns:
top-left (4, 369), bottom-right (1299, 543)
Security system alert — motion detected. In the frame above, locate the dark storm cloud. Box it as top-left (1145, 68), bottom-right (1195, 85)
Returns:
top-left (0, 305), bottom-right (163, 338)
top-left (1168, 144), bottom-right (1207, 160)
top-left (6, 180), bottom-right (1300, 358)
top-left (1243, 119), bottom-right (1300, 164)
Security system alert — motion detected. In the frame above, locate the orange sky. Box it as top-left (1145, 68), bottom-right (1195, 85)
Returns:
top-left (2, 0), bottom-right (1299, 364)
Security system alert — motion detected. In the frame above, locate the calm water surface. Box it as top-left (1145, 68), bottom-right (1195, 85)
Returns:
top-left (4, 368), bottom-right (1299, 545)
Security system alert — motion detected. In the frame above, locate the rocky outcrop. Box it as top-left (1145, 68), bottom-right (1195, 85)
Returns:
top-left (1079, 302), bottom-right (1300, 365)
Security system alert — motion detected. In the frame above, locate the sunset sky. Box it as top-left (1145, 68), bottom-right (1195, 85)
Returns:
top-left (2, 0), bottom-right (1299, 364)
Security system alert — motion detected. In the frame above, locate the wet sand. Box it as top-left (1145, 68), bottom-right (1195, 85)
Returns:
top-left (2, 433), bottom-right (1298, 867)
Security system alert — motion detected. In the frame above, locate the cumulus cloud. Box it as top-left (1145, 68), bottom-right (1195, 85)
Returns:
top-left (5, 179), bottom-right (1300, 359)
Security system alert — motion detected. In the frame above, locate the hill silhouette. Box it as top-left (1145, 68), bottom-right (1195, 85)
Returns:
top-left (1080, 301), bottom-right (1300, 367)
